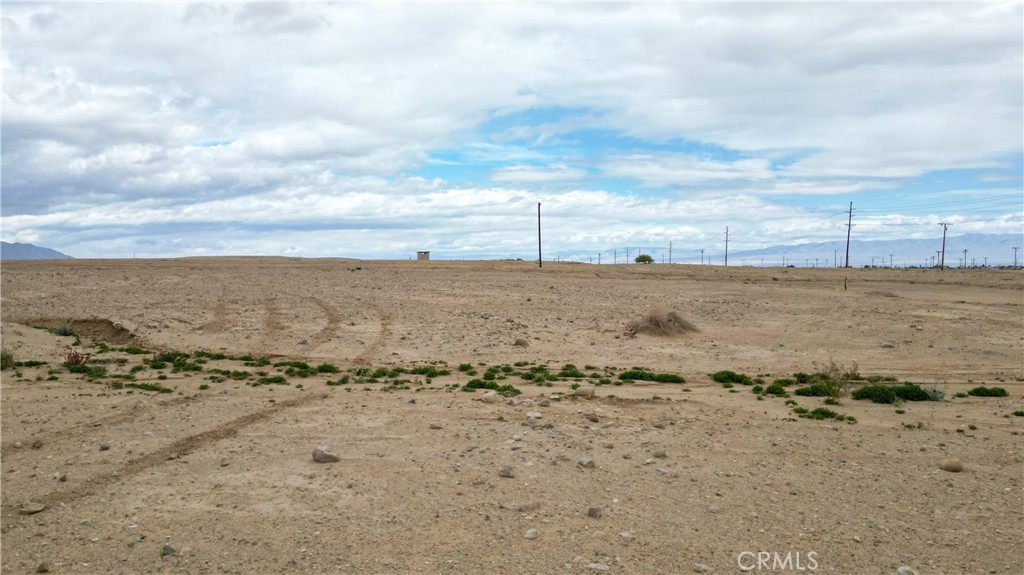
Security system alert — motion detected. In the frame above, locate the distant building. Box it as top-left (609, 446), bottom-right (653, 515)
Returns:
top-left (417, 251), bottom-right (430, 261)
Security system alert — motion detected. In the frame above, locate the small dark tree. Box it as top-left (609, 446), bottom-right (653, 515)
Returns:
top-left (635, 254), bottom-right (654, 264)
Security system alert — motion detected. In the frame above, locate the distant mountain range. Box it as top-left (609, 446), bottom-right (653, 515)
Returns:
top-left (727, 233), bottom-right (1023, 268)
top-left (1, 242), bottom-right (73, 260)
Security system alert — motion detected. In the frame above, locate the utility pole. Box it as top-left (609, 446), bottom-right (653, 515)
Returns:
top-left (668, 241), bottom-right (672, 264)
top-left (889, 253), bottom-right (894, 268)
top-left (614, 249), bottom-right (617, 264)
top-left (700, 248), bottom-right (705, 265)
top-left (834, 249), bottom-right (838, 268)
top-left (1013, 247), bottom-right (1020, 267)
top-left (626, 248), bottom-right (630, 263)
top-left (724, 227), bottom-right (729, 266)
top-left (537, 203), bottom-right (542, 268)
top-left (984, 256), bottom-right (988, 268)
top-left (962, 248), bottom-right (968, 269)
top-left (598, 253), bottom-right (601, 265)
top-left (938, 222), bottom-right (951, 270)
top-left (844, 201), bottom-right (853, 268)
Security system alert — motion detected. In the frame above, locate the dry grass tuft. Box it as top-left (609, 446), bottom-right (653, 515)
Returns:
top-left (625, 306), bottom-right (698, 337)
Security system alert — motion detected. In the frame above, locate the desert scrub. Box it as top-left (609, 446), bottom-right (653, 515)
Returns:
top-left (558, 364), bottom-right (587, 378)
top-left (618, 369), bottom-right (685, 383)
top-left (711, 370), bottom-right (753, 385)
top-left (252, 375), bottom-right (288, 386)
top-left (967, 386), bottom-right (1009, 397)
top-left (1, 347), bottom-right (14, 370)
top-left (461, 379), bottom-right (521, 395)
top-left (48, 325), bottom-right (77, 337)
top-left (126, 382), bottom-right (173, 393)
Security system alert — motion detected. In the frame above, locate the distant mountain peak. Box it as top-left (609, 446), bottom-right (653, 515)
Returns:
top-left (1, 242), bottom-right (73, 260)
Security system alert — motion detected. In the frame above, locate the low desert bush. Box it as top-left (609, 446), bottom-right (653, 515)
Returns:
top-left (967, 386), bottom-right (1008, 397)
top-left (49, 325), bottom-right (77, 337)
top-left (711, 370), bottom-right (753, 385)
top-left (851, 383), bottom-right (935, 403)
top-left (618, 369), bottom-right (685, 383)
top-left (1, 347), bottom-right (14, 370)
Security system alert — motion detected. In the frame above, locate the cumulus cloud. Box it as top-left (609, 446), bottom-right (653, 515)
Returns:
top-left (1, 2), bottom-right (1020, 260)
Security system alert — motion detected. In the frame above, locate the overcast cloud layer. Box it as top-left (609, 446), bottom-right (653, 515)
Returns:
top-left (2, 2), bottom-right (1021, 263)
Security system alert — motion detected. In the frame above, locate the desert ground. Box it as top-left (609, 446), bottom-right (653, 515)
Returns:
top-left (1, 258), bottom-right (1021, 574)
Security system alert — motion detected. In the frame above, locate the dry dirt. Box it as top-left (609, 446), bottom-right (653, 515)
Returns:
top-left (1, 258), bottom-right (1022, 575)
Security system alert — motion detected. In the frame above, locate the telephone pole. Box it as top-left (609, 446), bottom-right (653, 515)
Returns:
top-left (668, 241), bottom-right (672, 264)
top-left (1013, 246), bottom-right (1020, 267)
top-left (537, 202), bottom-right (542, 268)
top-left (844, 202), bottom-right (853, 268)
top-left (962, 248), bottom-right (968, 269)
top-left (889, 253), bottom-right (894, 268)
top-left (938, 222), bottom-right (951, 270)
top-left (700, 249), bottom-right (705, 265)
top-left (724, 227), bottom-right (729, 266)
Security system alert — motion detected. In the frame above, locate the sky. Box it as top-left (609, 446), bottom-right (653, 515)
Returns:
top-left (2, 2), bottom-right (1022, 264)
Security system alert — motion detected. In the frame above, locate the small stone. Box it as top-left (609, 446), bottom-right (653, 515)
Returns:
top-left (517, 502), bottom-right (541, 513)
top-left (880, 341), bottom-right (896, 348)
top-left (538, 399), bottom-right (550, 407)
top-left (587, 563), bottom-right (609, 572)
top-left (694, 563), bottom-right (710, 573)
top-left (312, 446), bottom-right (340, 463)
top-left (526, 411), bottom-right (542, 420)
top-left (31, 439), bottom-right (43, 450)
top-left (99, 443), bottom-right (110, 451)
top-left (480, 391), bottom-right (501, 404)
top-left (707, 503), bottom-right (721, 513)
top-left (576, 385), bottom-right (595, 398)
top-left (523, 528), bottom-right (538, 540)
top-left (579, 457), bottom-right (596, 469)
top-left (429, 423), bottom-right (442, 429)
top-left (620, 531), bottom-right (635, 541)
top-left (58, 473), bottom-right (67, 482)
top-left (587, 507), bottom-right (603, 519)
top-left (940, 458), bottom-right (963, 472)
top-left (408, 399), bottom-right (416, 404)
top-left (653, 450), bottom-right (667, 459)
top-left (584, 413), bottom-right (599, 422)
top-left (896, 567), bottom-right (919, 575)
top-left (498, 465), bottom-right (515, 478)
top-left (19, 502), bottom-right (46, 515)
top-left (161, 544), bottom-right (176, 557)
top-left (35, 562), bottom-right (50, 573)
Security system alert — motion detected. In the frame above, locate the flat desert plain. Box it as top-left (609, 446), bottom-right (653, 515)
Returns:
top-left (1, 258), bottom-right (1022, 575)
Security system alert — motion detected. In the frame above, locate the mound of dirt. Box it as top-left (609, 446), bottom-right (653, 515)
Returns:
top-left (625, 306), bottom-right (698, 337)
top-left (26, 318), bottom-right (137, 346)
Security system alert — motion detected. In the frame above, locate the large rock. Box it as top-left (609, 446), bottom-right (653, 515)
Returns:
top-left (312, 446), bottom-right (340, 463)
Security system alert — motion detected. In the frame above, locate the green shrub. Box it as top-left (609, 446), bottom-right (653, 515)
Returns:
top-left (751, 384), bottom-right (764, 394)
top-left (155, 350), bottom-right (190, 363)
top-left (558, 364), bottom-right (586, 378)
top-left (850, 383), bottom-right (936, 403)
top-left (619, 369), bottom-right (685, 383)
top-left (461, 379), bottom-right (521, 395)
top-left (126, 382), bottom-right (173, 393)
top-left (1012, 410), bottom-right (1024, 417)
top-left (967, 386), bottom-right (1008, 397)
top-left (49, 325), bottom-right (77, 337)
top-left (711, 370), bottom-right (753, 385)
top-left (764, 383), bottom-right (788, 396)
top-left (253, 375), bottom-right (288, 386)
top-left (794, 384), bottom-right (832, 397)
top-left (1, 347), bottom-right (14, 370)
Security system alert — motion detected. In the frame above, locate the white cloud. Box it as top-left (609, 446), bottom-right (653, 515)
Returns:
top-left (1, 2), bottom-right (1020, 258)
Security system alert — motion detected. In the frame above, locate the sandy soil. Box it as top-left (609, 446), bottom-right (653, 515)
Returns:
top-left (1, 258), bottom-right (1022, 574)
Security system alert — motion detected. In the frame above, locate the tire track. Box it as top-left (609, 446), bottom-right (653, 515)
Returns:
top-left (0, 395), bottom-right (195, 459)
top-left (1, 393), bottom-right (326, 532)
top-left (353, 304), bottom-right (392, 366)
top-left (309, 297), bottom-right (343, 347)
